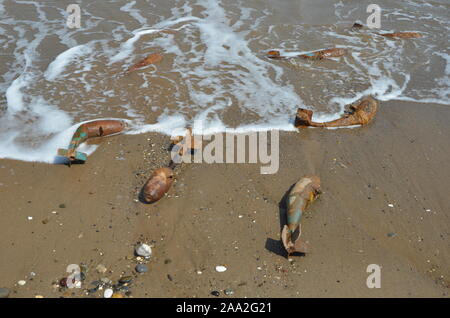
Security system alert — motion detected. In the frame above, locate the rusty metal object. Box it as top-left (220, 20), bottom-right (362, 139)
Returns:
top-left (141, 129), bottom-right (200, 204)
top-left (268, 48), bottom-right (346, 60)
top-left (127, 53), bottom-right (163, 73)
top-left (142, 167), bottom-right (174, 203)
top-left (379, 32), bottom-right (422, 38)
top-left (171, 128), bottom-right (202, 153)
top-left (299, 48), bottom-right (347, 60)
top-left (57, 120), bottom-right (125, 164)
top-left (160, 29), bottom-right (177, 35)
top-left (295, 96), bottom-right (378, 128)
top-left (267, 50), bottom-right (284, 59)
top-left (281, 176), bottom-right (321, 255)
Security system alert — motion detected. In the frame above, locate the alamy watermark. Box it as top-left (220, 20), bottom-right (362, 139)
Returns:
top-left (366, 264), bottom-right (381, 288)
top-left (170, 121), bottom-right (280, 175)
top-left (366, 4), bottom-right (381, 29)
top-left (66, 4), bottom-right (81, 29)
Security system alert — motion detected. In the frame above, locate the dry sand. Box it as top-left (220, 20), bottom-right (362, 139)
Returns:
top-left (0, 100), bottom-right (449, 298)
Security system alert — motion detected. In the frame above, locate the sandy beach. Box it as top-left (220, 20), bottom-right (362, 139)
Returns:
top-left (0, 100), bottom-right (448, 298)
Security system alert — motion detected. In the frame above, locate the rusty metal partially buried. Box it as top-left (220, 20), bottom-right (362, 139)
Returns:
top-left (281, 175), bottom-right (321, 255)
top-left (57, 120), bottom-right (126, 164)
top-left (295, 96), bottom-right (378, 128)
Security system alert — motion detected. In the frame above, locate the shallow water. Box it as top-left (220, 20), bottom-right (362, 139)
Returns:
top-left (0, 0), bottom-right (449, 162)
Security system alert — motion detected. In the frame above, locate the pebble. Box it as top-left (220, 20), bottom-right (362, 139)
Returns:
top-left (59, 278), bottom-right (68, 288)
top-left (0, 288), bottom-right (10, 298)
top-left (96, 264), bottom-right (107, 274)
top-left (104, 288), bottom-right (113, 298)
top-left (211, 291), bottom-right (220, 297)
top-left (387, 232), bottom-right (397, 237)
top-left (135, 264), bottom-right (148, 273)
top-left (224, 289), bottom-right (234, 296)
top-left (388, 204), bottom-right (394, 208)
top-left (215, 266), bottom-right (227, 272)
top-left (135, 243), bottom-right (152, 258)
top-left (18, 280), bottom-right (26, 286)
top-left (119, 276), bottom-right (133, 285)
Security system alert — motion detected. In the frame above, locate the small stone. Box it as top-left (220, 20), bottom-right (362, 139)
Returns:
top-left (96, 264), bottom-right (107, 274)
top-left (111, 293), bottom-right (124, 298)
top-left (118, 276), bottom-right (133, 285)
top-left (387, 232), bottom-right (397, 237)
top-left (135, 243), bottom-right (152, 258)
top-left (87, 287), bottom-right (99, 294)
top-left (59, 204), bottom-right (66, 208)
top-left (224, 289), bottom-right (234, 295)
top-left (100, 277), bottom-right (111, 284)
top-left (0, 288), bottom-right (10, 298)
top-left (104, 288), bottom-right (113, 298)
top-left (135, 264), bottom-right (148, 273)
top-left (211, 291), bottom-right (220, 297)
top-left (18, 280), bottom-right (26, 286)
top-left (215, 265), bottom-right (227, 272)
top-left (388, 204), bottom-right (394, 208)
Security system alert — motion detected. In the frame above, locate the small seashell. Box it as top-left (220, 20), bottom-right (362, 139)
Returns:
top-left (135, 243), bottom-right (152, 258)
top-left (215, 266), bottom-right (227, 272)
top-left (103, 288), bottom-right (113, 298)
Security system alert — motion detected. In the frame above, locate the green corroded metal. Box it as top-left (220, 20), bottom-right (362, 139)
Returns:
top-left (57, 124), bottom-right (89, 163)
top-left (287, 193), bottom-right (305, 233)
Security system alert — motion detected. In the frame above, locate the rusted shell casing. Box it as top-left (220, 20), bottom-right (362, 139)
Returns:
top-left (142, 167), bottom-right (174, 203)
top-left (300, 48), bottom-right (347, 60)
top-left (295, 96), bottom-right (378, 128)
top-left (171, 128), bottom-right (202, 154)
top-left (84, 120), bottom-right (126, 137)
top-left (281, 176), bottom-right (321, 254)
top-left (128, 53), bottom-right (163, 73)
top-left (58, 119), bottom-right (126, 164)
top-left (267, 50), bottom-right (282, 59)
top-left (294, 108), bottom-right (314, 127)
top-left (380, 32), bottom-right (422, 39)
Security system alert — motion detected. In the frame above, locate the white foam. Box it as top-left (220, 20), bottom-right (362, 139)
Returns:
top-left (45, 44), bottom-right (93, 81)
top-left (120, 1), bottom-right (148, 26)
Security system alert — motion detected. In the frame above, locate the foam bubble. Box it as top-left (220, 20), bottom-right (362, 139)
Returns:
top-left (45, 44), bottom-right (94, 81)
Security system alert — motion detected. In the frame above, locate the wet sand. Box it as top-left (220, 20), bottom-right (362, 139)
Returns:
top-left (0, 100), bottom-right (449, 298)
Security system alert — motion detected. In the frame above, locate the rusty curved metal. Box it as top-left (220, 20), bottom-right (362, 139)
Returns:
top-left (295, 96), bottom-right (378, 128)
top-left (57, 120), bottom-right (125, 164)
top-left (281, 176), bottom-right (321, 255)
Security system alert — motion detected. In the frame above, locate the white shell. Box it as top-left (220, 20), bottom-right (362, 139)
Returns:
top-left (135, 243), bottom-right (152, 258)
top-left (215, 265), bottom-right (227, 272)
top-left (103, 288), bottom-right (113, 298)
